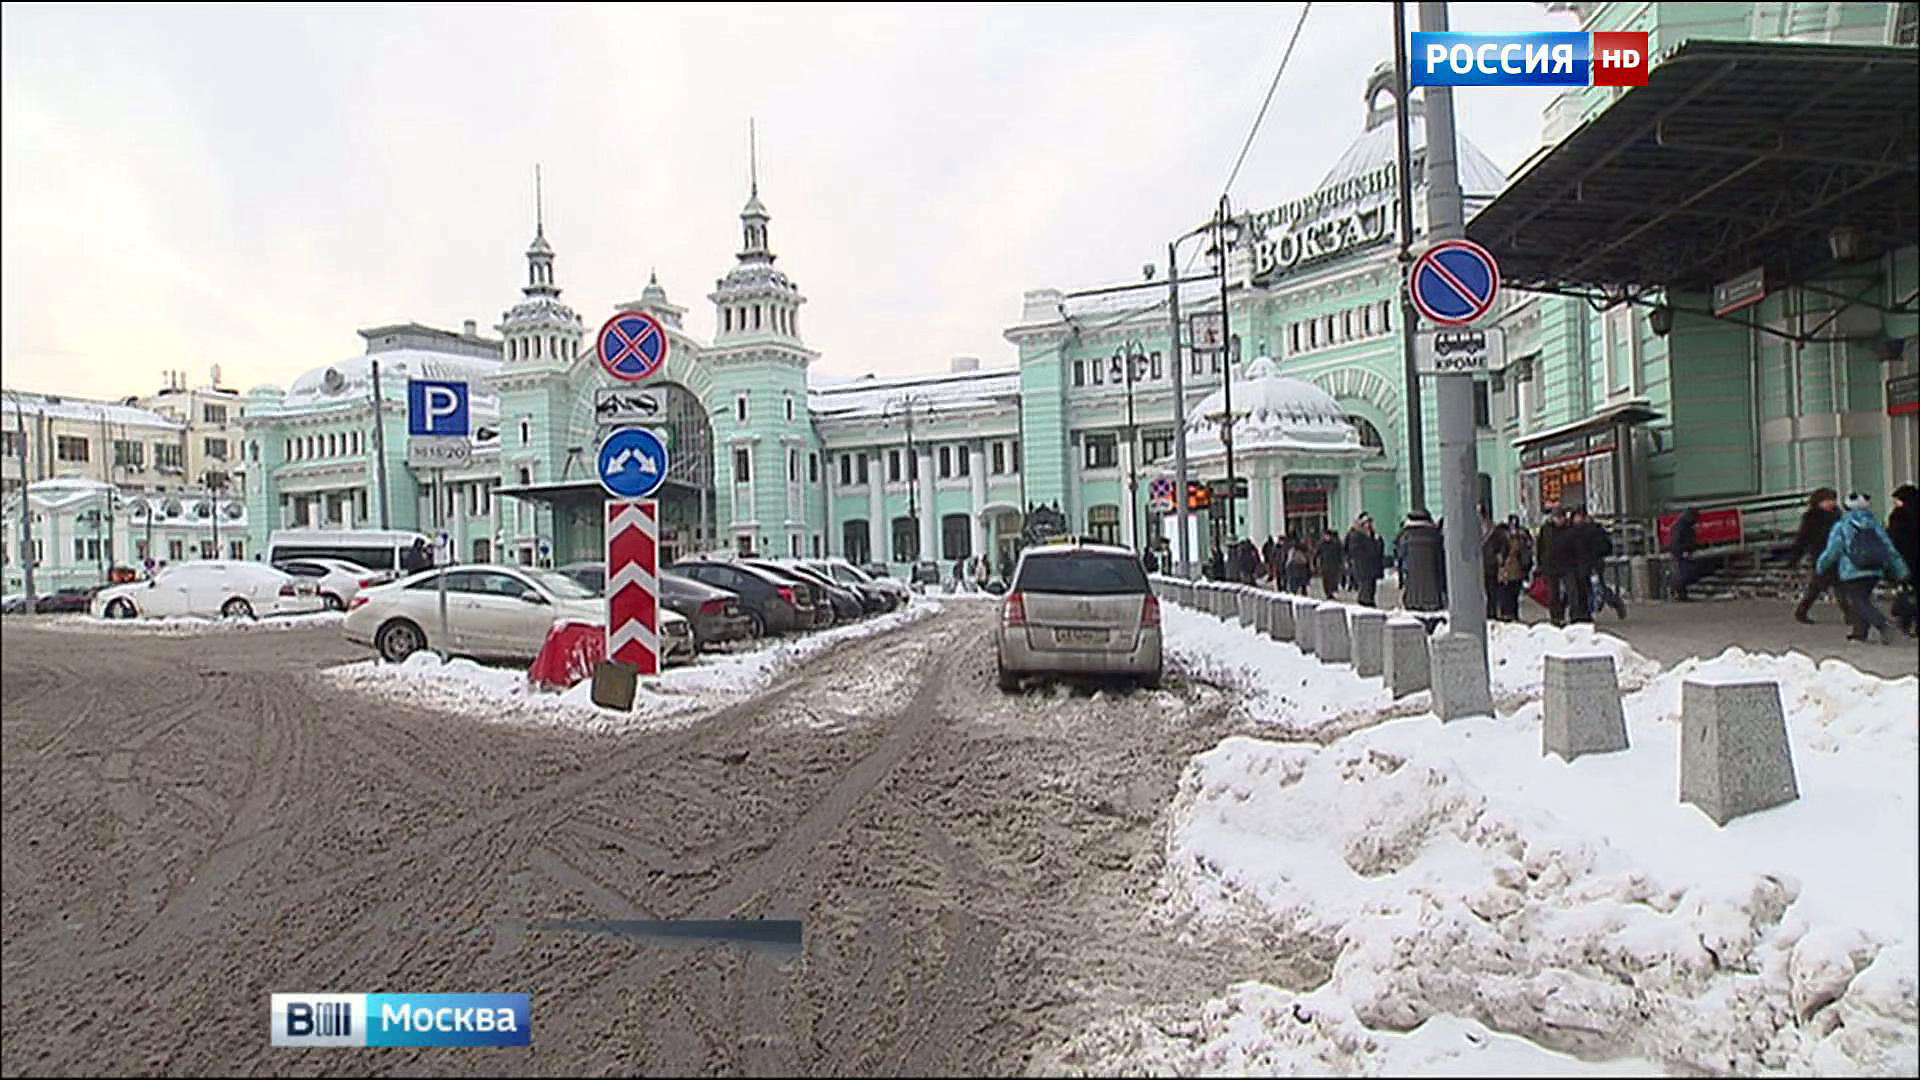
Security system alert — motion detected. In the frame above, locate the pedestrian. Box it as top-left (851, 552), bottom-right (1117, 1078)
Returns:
top-left (974, 556), bottom-right (991, 590)
top-left (1668, 507), bottom-right (1701, 602)
top-left (1481, 513), bottom-right (1507, 621)
top-left (1140, 546), bottom-right (1157, 575)
top-left (1343, 513), bottom-right (1385, 607)
top-left (1284, 537), bottom-right (1311, 594)
top-left (1550, 510), bottom-right (1593, 624)
top-left (1314, 529), bottom-right (1345, 599)
top-left (1816, 492), bottom-right (1911, 644)
top-left (1890, 484), bottom-right (1919, 636)
top-left (403, 537), bottom-right (431, 575)
top-left (1580, 511), bottom-right (1627, 620)
top-left (1785, 488), bottom-right (1846, 624)
top-left (1398, 510), bottom-right (1444, 612)
top-left (1496, 519), bottom-right (1533, 621)
top-left (1535, 506), bottom-right (1570, 625)
top-left (1208, 542), bottom-right (1226, 581)
top-left (1563, 508), bottom-right (1619, 623)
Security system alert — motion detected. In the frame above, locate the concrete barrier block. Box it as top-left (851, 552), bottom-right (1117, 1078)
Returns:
top-left (1237, 589), bottom-right (1259, 628)
top-left (1315, 603), bottom-right (1351, 663)
top-left (1383, 617), bottom-right (1430, 698)
top-left (1542, 653), bottom-right (1629, 762)
top-left (1269, 594), bottom-right (1295, 641)
top-left (1350, 610), bottom-right (1386, 677)
top-left (1292, 599), bottom-right (1320, 654)
top-left (1430, 630), bottom-right (1493, 722)
top-left (1680, 677), bottom-right (1799, 826)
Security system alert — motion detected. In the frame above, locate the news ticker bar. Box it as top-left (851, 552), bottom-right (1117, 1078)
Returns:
top-left (1411, 31), bottom-right (1650, 87)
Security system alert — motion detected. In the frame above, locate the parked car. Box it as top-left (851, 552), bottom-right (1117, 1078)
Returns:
top-left (995, 541), bottom-right (1162, 692)
top-left (740, 559), bottom-right (839, 627)
top-left (556, 561), bottom-right (754, 651)
top-left (667, 558), bottom-right (812, 637)
top-left (274, 557), bottom-right (387, 611)
top-left (769, 560), bottom-right (867, 621)
top-left (344, 564), bottom-right (693, 665)
top-left (3, 586), bottom-right (104, 614)
top-left (911, 561), bottom-right (943, 587)
top-left (92, 562), bottom-right (325, 621)
top-left (807, 558), bottom-right (904, 612)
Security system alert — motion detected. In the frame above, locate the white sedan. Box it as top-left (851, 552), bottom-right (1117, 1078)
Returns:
top-left (274, 557), bottom-right (390, 611)
top-left (344, 564), bottom-right (694, 666)
top-left (91, 561), bottom-right (327, 621)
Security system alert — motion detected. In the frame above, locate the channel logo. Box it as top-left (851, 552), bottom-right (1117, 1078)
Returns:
top-left (271, 994), bottom-right (530, 1048)
top-left (1411, 31), bottom-right (1649, 88)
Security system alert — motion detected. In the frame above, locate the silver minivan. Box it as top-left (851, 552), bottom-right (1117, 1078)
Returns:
top-left (995, 541), bottom-right (1162, 691)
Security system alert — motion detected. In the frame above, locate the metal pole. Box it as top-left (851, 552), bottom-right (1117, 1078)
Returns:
top-left (904, 408), bottom-right (915, 561)
top-left (1167, 241), bottom-right (1191, 578)
top-left (14, 397), bottom-right (35, 613)
top-left (1123, 344), bottom-right (1139, 551)
top-left (209, 473), bottom-right (220, 557)
top-left (1419, 1), bottom-right (1490, 670)
top-left (435, 468), bottom-right (449, 661)
top-left (1216, 195), bottom-right (1238, 546)
top-left (370, 359), bottom-right (392, 530)
top-left (1393, 1), bottom-right (1427, 514)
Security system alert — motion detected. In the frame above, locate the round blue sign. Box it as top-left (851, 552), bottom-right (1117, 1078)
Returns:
top-left (597, 427), bottom-right (671, 499)
top-left (597, 311), bottom-right (669, 382)
top-left (1410, 239), bottom-right (1501, 326)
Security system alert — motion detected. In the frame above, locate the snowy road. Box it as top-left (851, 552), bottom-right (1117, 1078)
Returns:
top-left (0, 601), bottom-right (1271, 1076)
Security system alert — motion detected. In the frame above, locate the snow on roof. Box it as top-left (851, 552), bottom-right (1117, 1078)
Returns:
top-left (1184, 357), bottom-right (1364, 459)
top-left (806, 366), bottom-right (1020, 420)
top-left (2, 393), bottom-right (185, 431)
top-left (1318, 110), bottom-right (1509, 200)
top-left (270, 348), bottom-right (504, 415)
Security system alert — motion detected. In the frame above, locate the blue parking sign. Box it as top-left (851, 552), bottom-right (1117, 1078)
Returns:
top-left (408, 380), bottom-right (470, 437)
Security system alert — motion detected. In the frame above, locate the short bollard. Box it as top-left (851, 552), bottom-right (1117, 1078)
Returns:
top-left (1680, 676), bottom-right (1799, 826)
top-left (1293, 599), bottom-right (1320, 655)
top-left (1542, 653), bottom-right (1629, 761)
top-left (1315, 604), bottom-right (1351, 664)
top-left (1237, 589), bottom-right (1259, 628)
top-left (1271, 594), bottom-right (1296, 641)
top-left (1383, 617), bottom-right (1430, 698)
top-left (1430, 630), bottom-right (1493, 721)
top-left (1349, 610), bottom-right (1386, 677)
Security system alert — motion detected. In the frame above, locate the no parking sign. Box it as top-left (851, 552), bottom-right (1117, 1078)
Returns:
top-left (1409, 239), bottom-right (1501, 326)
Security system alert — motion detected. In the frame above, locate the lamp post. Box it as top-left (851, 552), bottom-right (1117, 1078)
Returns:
top-left (1211, 194), bottom-right (1243, 545)
top-left (4, 389), bottom-right (37, 611)
top-left (881, 393), bottom-right (934, 563)
top-left (1114, 337), bottom-right (1150, 551)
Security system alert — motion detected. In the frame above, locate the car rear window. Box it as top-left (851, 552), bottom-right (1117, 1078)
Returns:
top-left (1014, 552), bottom-right (1148, 596)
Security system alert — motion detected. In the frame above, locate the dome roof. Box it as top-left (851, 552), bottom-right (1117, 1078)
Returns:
top-left (278, 350), bottom-right (502, 415)
top-left (1184, 357), bottom-right (1363, 459)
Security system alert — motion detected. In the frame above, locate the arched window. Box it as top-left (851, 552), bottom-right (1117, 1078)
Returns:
top-left (842, 519), bottom-right (870, 565)
top-left (724, 308), bottom-right (732, 332)
top-left (891, 516), bottom-right (918, 562)
top-left (1347, 414), bottom-right (1384, 452)
top-left (941, 513), bottom-right (971, 559)
top-left (754, 305), bottom-right (762, 329)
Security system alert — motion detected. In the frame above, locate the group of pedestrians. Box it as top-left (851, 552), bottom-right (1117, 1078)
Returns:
top-left (1513, 505), bottom-right (1626, 626)
top-left (1780, 486), bottom-right (1915, 645)
top-left (1204, 515), bottom-right (1388, 607)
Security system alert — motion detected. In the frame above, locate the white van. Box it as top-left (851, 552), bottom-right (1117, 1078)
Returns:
top-left (265, 529), bottom-right (430, 575)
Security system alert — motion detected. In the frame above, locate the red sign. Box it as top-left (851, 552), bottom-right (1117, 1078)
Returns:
top-left (1593, 31), bottom-right (1649, 87)
top-left (1657, 508), bottom-right (1743, 549)
top-left (597, 311), bottom-right (670, 383)
top-left (606, 498), bottom-right (661, 675)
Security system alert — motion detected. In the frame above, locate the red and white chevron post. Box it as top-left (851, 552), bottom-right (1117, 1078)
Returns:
top-left (605, 498), bottom-right (660, 675)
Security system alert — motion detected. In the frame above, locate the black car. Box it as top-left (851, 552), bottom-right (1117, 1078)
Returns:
top-left (668, 558), bottom-right (814, 636)
top-left (800, 560), bottom-right (890, 613)
top-left (5, 586), bottom-right (102, 614)
top-left (740, 559), bottom-right (840, 627)
top-left (769, 560), bottom-right (867, 621)
top-left (556, 562), bottom-right (755, 650)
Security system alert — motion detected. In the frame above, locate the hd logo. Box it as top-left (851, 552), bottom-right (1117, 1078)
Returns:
top-left (271, 993), bottom-right (530, 1048)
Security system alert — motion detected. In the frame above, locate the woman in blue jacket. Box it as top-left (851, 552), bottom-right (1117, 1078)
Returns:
top-left (1816, 493), bottom-right (1912, 645)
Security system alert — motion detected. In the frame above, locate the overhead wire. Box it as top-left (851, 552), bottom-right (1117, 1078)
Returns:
top-left (1222, 2), bottom-right (1314, 198)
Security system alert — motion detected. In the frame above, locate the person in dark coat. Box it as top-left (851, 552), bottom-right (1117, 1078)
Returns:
top-left (1314, 529), bottom-right (1345, 599)
top-left (403, 537), bottom-right (432, 575)
top-left (1398, 510), bottom-right (1444, 612)
top-left (1888, 484), bottom-right (1919, 636)
top-left (1285, 536), bottom-right (1314, 594)
top-left (1208, 542), bottom-right (1226, 581)
top-left (1481, 514), bottom-right (1508, 622)
top-left (1343, 514), bottom-right (1385, 607)
top-left (1535, 506), bottom-right (1569, 625)
top-left (1549, 512), bottom-right (1591, 624)
top-left (1786, 488), bottom-right (1844, 624)
top-left (1563, 508), bottom-right (1616, 623)
top-left (1668, 507), bottom-right (1701, 601)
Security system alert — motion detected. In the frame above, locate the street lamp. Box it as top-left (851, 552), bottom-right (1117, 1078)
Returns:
top-left (1114, 337), bottom-right (1150, 552)
top-left (1208, 193), bottom-right (1244, 545)
top-left (880, 393), bottom-right (934, 563)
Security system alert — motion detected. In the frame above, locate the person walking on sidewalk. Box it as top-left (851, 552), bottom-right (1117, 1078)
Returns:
top-left (1496, 519), bottom-right (1533, 621)
top-left (1315, 529), bottom-right (1346, 599)
top-left (1535, 505), bottom-right (1570, 625)
top-left (1569, 508), bottom-right (1625, 621)
top-left (1888, 484), bottom-right (1918, 637)
top-left (1668, 507), bottom-right (1701, 602)
top-left (1786, 488), bottom-right (1846, 624)
top-left (1817, 493), bottom-right (1911, 645)
top-left (1481, 513), bottom-right (1508, 621)
top-left (1344, 514), bottom-right (1385, 608)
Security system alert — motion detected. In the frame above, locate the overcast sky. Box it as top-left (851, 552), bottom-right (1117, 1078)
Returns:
top-left (2, 2), bottom-right (1580, 400)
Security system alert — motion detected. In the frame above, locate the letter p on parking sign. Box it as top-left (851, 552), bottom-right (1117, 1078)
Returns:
top-left (407, 379), bottom-right (470, 438)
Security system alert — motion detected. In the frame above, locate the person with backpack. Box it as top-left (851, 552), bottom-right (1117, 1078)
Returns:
top-left (1785, 488), bottom-right (1846, 625)
top-left (1816, 492), bottom-right (1910, 645)
top-left (1890, 484), bottom-right (1918, 637)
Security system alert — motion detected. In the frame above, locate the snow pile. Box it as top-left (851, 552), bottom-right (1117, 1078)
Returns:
top-left (1160, 601), bottom-right (1397, 738)
top-left (325, 597), bottom-right (943, 734)
top-left (1130, 649), bottom-right (1919, 1076)
top-left (1486, 619), bottom-right (1660, 705)
top-left (42, 611), bottom-right (344, 635)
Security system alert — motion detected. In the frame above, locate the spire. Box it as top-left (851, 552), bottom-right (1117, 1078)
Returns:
top-left (739, 122), bottom-right (772, 261)
top-left (535, 163), bottom-right (545, 237)
top-left (523, 165), bottom-right (557, 294)
top-left (749, 118), bottom-right (759, 199)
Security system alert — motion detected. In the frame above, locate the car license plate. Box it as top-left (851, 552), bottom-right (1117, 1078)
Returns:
top-left (1057, 628), bottom-right (1108, 646)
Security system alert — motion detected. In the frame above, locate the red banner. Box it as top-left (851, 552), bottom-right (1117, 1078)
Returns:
top-left (1657, 508), bottom-right (1742, 549)
top-left (606, 498), bottom-right (660, 676)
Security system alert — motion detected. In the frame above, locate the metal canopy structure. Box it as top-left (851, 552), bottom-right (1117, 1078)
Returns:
top-left (1468, 40), bottom-right (1919, 302)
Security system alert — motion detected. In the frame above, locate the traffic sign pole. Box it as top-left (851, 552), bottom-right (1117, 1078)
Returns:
top-left (435, 467), bottom-right (449, 663)
top-left (606, 498), bottom-right (661, 676)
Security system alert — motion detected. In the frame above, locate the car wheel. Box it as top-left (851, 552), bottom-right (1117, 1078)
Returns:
top-left (221, 598), bottom-right (255, 620)
top-left (377, 619), bottom-right (425, 663)
top-left (746, 610), bottom-right (767, 638)
top-left (1139, 667), bottom-right (1164, 692)
top-left (996, 660), bottom-right (1021, 694)
top-left (106, 598), bottom-right (136, 620)
top-left (322, 593), bottom-right (345, 612)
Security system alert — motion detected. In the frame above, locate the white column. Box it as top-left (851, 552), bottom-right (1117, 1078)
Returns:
top-left (342, 489), bottom-right (355, 530)
top-left (453, 480), bottom-right (467, 562)
top-left (968, 442), bottom-right (987, 558)
top-left (822, 449), bottom-right (837, 556)
top-left (1120, 438), bottom-right (1138, 550)
top-left (867, 451), bottom-right (885, 564)
top-left (1248, 465), bottom-right (1266, 543)
top-left (916, 448), bottom-right (936, 562)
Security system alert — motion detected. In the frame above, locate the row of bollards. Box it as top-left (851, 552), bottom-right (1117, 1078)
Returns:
top-left (1151, 575), bottom-right (1801, 828)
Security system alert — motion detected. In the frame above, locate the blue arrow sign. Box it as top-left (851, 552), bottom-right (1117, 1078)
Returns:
top-left (597, 427), bottom-right (671, 499)
top-left (1409, 239), bottom-right (1501, 326)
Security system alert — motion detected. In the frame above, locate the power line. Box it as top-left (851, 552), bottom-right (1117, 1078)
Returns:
top-left (1222, 2), bottom-right (1314, 197)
